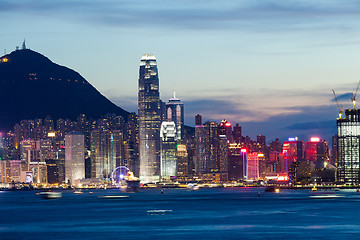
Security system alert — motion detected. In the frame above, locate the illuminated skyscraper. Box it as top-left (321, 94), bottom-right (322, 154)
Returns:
top-left (65, 132), bottom-right (85, 184)
top-left (90, 129), bottom-right (118, 181)
top-left (138, 54), bottom-right (161, 182)
top-left (337, 109), bottom-right (360, 184)
top-left (160, 121), bottom-right (177, 180)
top-left (166, 90), bottom-right (184, 140)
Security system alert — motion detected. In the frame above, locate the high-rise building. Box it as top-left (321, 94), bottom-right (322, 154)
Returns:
top-left (337, 109), bottom-right (360, 184)
top-left (176, 144), bottom-right (188, 179)
top-left (305, 137), bottom-right (328, 170)
top-left (160, 121), bottom-right (177, 180)
top-left (233, 124), bottom-right (242, 143)
top-left (228, 143), bottom-right (243, 181)
top-left (219, 120), bottom-right (233, 142)
top-left (138, 54), bottom-right (161, 182)
top-left (282, 137), bottom-right (305, 172)
top-left (65, 132), bottom-right (85, 184)
top-left (166, 90), bottom-right (184, 140)
top-left (90, 129), bottom-right (117, 181)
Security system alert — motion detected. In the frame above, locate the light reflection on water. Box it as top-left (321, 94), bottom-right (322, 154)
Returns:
top-left (1, 188), bottom-right (360, 239)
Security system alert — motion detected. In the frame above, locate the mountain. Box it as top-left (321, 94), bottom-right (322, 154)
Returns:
top-left (0, 48), bottom-right (129, 131)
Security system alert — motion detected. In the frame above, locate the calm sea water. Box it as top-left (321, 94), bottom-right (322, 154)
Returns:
top-left (1, 187), bottom-right (360, 240)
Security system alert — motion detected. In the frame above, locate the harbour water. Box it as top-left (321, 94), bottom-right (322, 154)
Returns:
top-left (1, 187), bottom-right (360, 240)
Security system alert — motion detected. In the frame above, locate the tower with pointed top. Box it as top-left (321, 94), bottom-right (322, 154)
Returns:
top-left (166, 89), bottom-right (184, 140)
top-left (138, 54), bottom-right (161, 182)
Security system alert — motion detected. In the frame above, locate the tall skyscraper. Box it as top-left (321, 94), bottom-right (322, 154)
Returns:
top-left (90, 129), bottom-right (117, 181)
top-left (166, 90), bottom-right (184, 140)
top-left (138, 54), bottom-right (161, 182)
top-left (65, 132), bottom-right (85, 184)
top-left (337, 109), bottom-right (360, 184)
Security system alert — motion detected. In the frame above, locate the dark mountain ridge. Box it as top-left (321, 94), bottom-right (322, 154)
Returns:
top-left (0, 48), bottom-right (129, 131)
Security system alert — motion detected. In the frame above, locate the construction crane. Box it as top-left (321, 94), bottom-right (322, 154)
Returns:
top-left (351, 80), bottom-right (360, 109)
top-left (332, 89), bottom-right (343, 119)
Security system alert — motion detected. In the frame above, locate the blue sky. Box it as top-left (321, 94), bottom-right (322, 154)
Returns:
top-left (2, 0), bottom-right (360, 142)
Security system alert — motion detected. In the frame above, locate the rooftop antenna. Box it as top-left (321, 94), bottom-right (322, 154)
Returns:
top-left (332, 89), bottom-right (343, 119)
top-left (22, 39), bottom-right (26, 50)
top-left (351, 80), bottom-right (360, 109)
top-left (173, 83), bottom-right (176, 98)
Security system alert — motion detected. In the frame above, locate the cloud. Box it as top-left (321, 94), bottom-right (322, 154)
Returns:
top-left (286, 120), bottom-right (334, 130)
top-left (2, 0), bottom-right (360, 33)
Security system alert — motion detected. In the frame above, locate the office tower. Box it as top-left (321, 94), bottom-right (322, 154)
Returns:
top-left (219, 120), bottom-right (233, 142)
top-left (282, 137), bottom-right (305, 172)
top-left (20, 139), bottom-right (38, 172)
top-left (176, 144), bottom-right (188, 179)
top-left (337, 109), bottom-right (360, 184)
top-left (247, 153), bottom-right (259, 180)
top-left (90, 129), bottom-right (117, 180)
top-left (29, 161), bottom-right (47, 184)
top-left (305, 137), bottom-right (328, 170)
top-left (269, 138), bottom-right (282, 152)
top-left (233, 124), bottom-right (242, 143)
top-left (138, 54), bottom-right (161, 182)
top-left (195, 116), bottom-right (209, 174)
top-left (218, 135), bottom-right (228, 174)
top-left (257, 135), bottom-right (266, 147)
top-left (331, 134), bottom-right (338, 165)
top-left (65, 132), bottom-right (85, 184)
top-left (160, 121), bottom-right (177, 180)
top-left (195, 114), bottom-right (202, 126)
top-left (204, 121), bottom-right (219, 172)
top-left (37, 139), bottom-right (52, 162)
top-left (166, 90), bottom-right (184, 140)
top-left (228, 143), bottom-right (243, 181)
top-left (124, 113), bottom-right (139, 176)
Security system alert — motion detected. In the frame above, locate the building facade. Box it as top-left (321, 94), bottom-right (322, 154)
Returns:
top-left (65, 132), bottom-right (85, 184)
top-left (138, 54), bottom-right (161, 182)
top-left (337, 109), bottom-right (360, 184)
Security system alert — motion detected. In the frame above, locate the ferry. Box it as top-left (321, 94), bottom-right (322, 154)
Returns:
top-left (40, 191), bottom-right (62, 199)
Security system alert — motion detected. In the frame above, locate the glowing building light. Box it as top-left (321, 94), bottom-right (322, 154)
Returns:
top-left (48, 132), bottom-right (56, 137)
top-left (288, 137), bottom-right (296, 141)
top-left (225, 122), bottom-right (231, 127)
top-left (310, 137), bottom-right (320, 142)
top-left (241, 149), bottom-right (247, 153)
top-left (258, 153), bottom-right (264, 157)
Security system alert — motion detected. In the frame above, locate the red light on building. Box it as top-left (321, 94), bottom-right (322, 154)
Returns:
top-left (225, 122), bottom-right (231, 127)
top-left (241, 148), bottom-right (247, 153)
top-left (277, 174), bottom-right (289, 181)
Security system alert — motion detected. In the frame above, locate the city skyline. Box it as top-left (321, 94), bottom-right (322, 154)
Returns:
top-left (2, 0), bottom-right (360, 142)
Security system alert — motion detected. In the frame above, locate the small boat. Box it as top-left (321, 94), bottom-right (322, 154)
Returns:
top-left (187, 183), bottom-right (199, 191)
top-left (265, 186), bottom-right (280, 193)
top-left (40, 191), bottom-right (62, 199)
top-left (73, 189), bottom-right (83, 194)
top-left (98, 195), bottom-right (129, 199)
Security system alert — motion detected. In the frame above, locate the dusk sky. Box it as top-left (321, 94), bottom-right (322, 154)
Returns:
top-left (2, 0), bottom-right (360, 142)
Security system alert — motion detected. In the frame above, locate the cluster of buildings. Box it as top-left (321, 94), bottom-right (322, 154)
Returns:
top-left (0, 54), bottom-right (359, 187)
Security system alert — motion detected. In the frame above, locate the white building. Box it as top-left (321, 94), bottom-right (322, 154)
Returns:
top-left (65, 132), bottom-right (85, 185)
